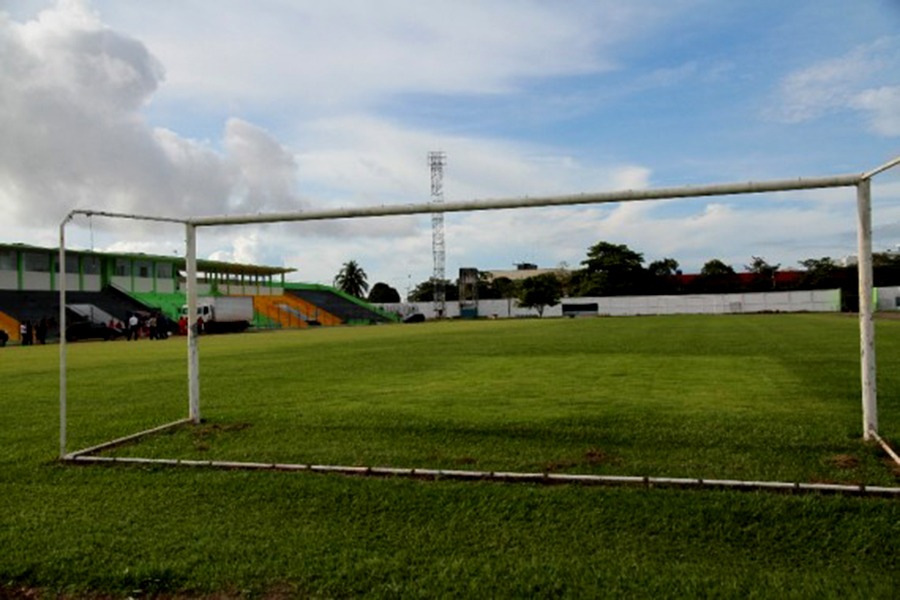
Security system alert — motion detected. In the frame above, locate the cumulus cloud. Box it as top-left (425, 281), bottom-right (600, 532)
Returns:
top-left (0, 1), bottom-right (309, 237)
top-left (223, 119), bottom-right (307, 214)
top-left (208, 231), bottom-right (265, 266)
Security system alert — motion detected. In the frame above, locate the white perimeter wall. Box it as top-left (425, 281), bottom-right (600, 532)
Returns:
top-left (877, 286), bottom-right (900, 310)
top-left (378, 289), bottom-right (843, 320)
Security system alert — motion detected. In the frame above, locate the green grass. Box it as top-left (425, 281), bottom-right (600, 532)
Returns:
top-left (1, 314), bottom-right (899, 597)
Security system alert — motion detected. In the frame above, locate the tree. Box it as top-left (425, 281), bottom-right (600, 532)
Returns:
top-left (646, 257), bottom-right (681, 294)
top-left (367, 282), bottom-right (400, 303)
top-left (582, 241), bottom-right (644, 274)
top-left (799, 257), bottom-right (839, 290)
top-left (873, 251), bottom-right (900, 268)
top-left (694, 259), bottom-right (738, 293)
top-left (333, 260), bottom-right (369, 298)
top-left (799, 256), bottom-right (835, 272)
top-left (493, 277), bottom-right (520, 298)
top-left (518, 273), bottom-right (562, 317)
top-left (700, 259), bottom-right (735, 277)
top-left (408, 278), bottom-right (459, 302)
top-left (577, 241), bottom-right (646, 296)
top-left (647, 258), bottom-right (680, 278)
top-left (744, 256), bottom-right (780, 290)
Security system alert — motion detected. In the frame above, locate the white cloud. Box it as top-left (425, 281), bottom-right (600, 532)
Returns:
top-left (0, 2), bottom-right (312, 234)
top-left (772, 36), bottom-right (900, 136)
top-left (853, 86), bottom-right (900, 137)
top-left (208, 231), bottom-right (264, 266)
top-left (223, 119), bottom-right (307, 214)
top-left (0, 2), bottom-right (658, 244)
top-left (294, 115), bottom-right (651, 206)
top-left (94, 0), bottom-right (660, 112)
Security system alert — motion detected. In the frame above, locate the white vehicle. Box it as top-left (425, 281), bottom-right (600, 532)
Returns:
top-left (181, 296), bottom-right (253, 333)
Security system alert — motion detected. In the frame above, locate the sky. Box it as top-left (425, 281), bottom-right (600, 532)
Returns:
top-left (1, 0), bottom-right (899, 297)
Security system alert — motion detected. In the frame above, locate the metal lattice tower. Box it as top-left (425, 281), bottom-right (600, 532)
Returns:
top-left (429, 151), bottom-right (446, 317)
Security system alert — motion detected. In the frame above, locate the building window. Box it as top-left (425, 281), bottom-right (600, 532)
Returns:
top-left (82, 256), bottom-right (100, 275)
top-left (156, 262), bottom-right (172, 279)
top-left (24, 252), bottom-right (50, 272)
top-left (135, 260), bottom-right (151, 279)
top-left (0, 250), bottom-right (15, 271)
top-left (65, 254), bottom-right (79, 273)
top-left (115, 259), bottom-right (130, 277)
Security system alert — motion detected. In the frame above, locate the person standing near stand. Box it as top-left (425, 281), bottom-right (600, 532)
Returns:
top-left (128, 313), bottom-right (139, 341)
top-left (21, 320), bottom-right (33, 345)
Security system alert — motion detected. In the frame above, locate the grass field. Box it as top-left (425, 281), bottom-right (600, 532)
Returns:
top-left (2, 314), bottom-right (899, 597)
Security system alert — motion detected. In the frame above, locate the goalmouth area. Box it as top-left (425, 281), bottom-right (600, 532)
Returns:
top-left (57, 156), bottom-right (900, 494)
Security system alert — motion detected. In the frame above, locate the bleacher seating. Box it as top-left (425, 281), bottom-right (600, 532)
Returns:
top-left (253, 294), bottom-right (342, 329)
top-left (285, 285), bottom-right (394, 324)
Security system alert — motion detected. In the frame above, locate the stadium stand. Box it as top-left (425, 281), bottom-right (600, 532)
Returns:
top-left (0, 243), bottom-right (396, 341)
top-left (0, 288), bottom-right (153, 339)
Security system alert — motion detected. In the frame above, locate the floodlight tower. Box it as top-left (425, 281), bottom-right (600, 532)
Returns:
top-left (429, 151), bottom-right (447, 317)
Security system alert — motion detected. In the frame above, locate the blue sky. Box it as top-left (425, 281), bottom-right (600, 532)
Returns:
top-left (1, 1), bottom-right (899, 296)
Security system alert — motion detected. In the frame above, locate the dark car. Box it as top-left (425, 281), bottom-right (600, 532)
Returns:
top-left (65, 321), bottom-right (124, 342)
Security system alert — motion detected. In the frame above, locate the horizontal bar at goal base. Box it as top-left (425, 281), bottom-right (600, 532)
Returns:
top-left (61, 455), bottom-right (900, 498)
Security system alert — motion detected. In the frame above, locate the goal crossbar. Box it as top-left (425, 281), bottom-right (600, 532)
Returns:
top-left (188, 174), bottom-right (861, 227)
top-left (59, 162), bottom-right (899, 460)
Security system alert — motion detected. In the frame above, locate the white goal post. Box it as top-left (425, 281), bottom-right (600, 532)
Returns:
top-left (58, 157), bottom-right (900, 459)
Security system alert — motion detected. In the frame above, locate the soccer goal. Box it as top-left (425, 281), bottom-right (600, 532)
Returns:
top-left (57, 155), bottom-right (900, 493)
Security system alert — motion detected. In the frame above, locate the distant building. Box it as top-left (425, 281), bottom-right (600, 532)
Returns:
top-left (483, 263), bottom-right (568, 282)
top-left (0, 242), bottom-right (293, 295)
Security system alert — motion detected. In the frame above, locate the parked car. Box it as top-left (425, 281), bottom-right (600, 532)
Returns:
top-left (65, 321), bottom-right (124, 342)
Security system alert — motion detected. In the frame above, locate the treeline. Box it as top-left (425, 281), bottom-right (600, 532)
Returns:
top-left (402, 241), bottom-right (900, 312)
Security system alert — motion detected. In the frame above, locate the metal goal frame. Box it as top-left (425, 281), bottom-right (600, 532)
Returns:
top-left (57, 156), bottom-right (900, 487)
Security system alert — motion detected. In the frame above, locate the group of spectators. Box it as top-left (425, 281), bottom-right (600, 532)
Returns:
top-left (114, 311), bottom-right (170, 340)
top-left (179, 315), bottom-right (205, 335)
top-left (1, 311), bottom-right (177, 346)
top-left (0, 318), bottom-right (52, 347)
top-left (19, 318), bottom-right (51, 345)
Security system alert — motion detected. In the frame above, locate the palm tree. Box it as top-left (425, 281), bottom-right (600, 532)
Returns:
top-left (334, 260), bottom-right (369, 298)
